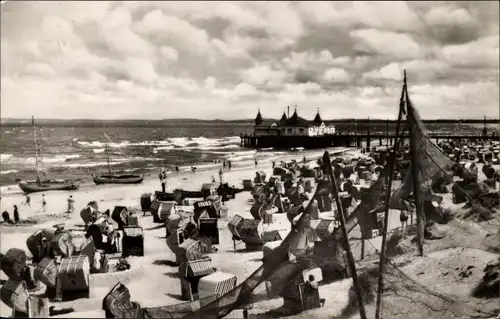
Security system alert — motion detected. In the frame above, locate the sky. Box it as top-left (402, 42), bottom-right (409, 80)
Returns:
top-left (1, 1), bottom-right (499, 120)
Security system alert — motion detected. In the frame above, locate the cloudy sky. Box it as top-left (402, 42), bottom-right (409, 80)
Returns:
top-left (1, 1), bottom-right (499, 120)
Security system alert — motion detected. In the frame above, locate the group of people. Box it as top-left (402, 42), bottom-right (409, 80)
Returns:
top-left (2, 204), bottom-right (20, 224)
top-left (0, 192), bottom-right (78, 225)
top-left (159, 159), bottom-right (237, 192)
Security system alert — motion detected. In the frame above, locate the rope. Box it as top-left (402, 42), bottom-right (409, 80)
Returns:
top-left (103, 133), bottom-right (140, 172)
top-left (38, 128), bottom-right (92, 177)
top-left (363, 237), bottom-right (497, 317)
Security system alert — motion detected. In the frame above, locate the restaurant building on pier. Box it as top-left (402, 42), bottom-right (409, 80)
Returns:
top-left (253, 107), bottom-right (336, 137)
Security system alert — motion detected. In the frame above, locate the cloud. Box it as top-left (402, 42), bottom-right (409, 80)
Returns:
top-left (322, 68), bottom-right (352, 84)
top-left (241, 65), bottom-right (288, 88)
top-left (439, 36), bottom-right (499, 69)
top-left (350, 29), bottom-right (423, 60)
top-left (363, 60), bottom-right (449, 82)
top-left (1, 1), bottom-right (498, 120)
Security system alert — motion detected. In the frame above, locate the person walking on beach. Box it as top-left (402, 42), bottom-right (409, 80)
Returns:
top-left (303, 156), bottom-right (307, 164)
top-left (227, 160), bottom-right (232, 171)
top-left (223, 160), bottom-right (226, 169)
top-left (13, 205), bottom-right (20, 223)
top-left (25, 194), bottom-right (31, 208)
top-left (254, 157), bottom-right (258, 167)
top-left (175, 165), bottom-right (179, 174)
top-left (272, 161), bottom-right (275, 169)
top-left (67, 195), bottom-right (75, 214)
top-left (159, 167), bottom-right (167, 192)
top-left (42, 194), bottom-right (47, 212)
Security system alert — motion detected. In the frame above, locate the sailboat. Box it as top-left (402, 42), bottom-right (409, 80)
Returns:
top-left (91, 136), bottom-right (144, 185)
top-left (17, 116), bottom-right (81, 194)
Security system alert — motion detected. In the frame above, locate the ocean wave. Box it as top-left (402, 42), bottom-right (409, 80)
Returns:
top-left (93, 148), bottom-right (105, 153)
top-left (0, 184), bottom-right (22, 195)
top-left (77, 136), bottom-right (241, 151)
top-left (1, 154), bottom-right (13, 162)
top-left (206, 149), bottom-right (257, 155)
top-left (25, 154), bottom-right (82, 164)
top-left (55, 156), bottom-right (161, 168)
top-left (0, 169), bottom-right (18, 175)
top-left (152, 146), bottom-right (175, 153)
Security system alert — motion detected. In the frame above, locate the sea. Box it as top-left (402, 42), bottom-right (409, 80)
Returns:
top-left (1, 121), bottom-right (496, 194)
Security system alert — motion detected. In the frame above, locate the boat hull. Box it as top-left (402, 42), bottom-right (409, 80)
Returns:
top-left (18, 180), bottom-right (80, 194)
top-left (93, 174), bottom-right (144, 185)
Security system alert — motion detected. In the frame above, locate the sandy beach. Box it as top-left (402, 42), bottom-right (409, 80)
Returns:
top-left (1, 146), bottom-right (499, 319)
top-left (0, 147), bottom-right (354, 317)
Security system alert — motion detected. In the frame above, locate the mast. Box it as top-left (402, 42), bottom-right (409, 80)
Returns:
top-left (406, 74), bottom-right (424, 256)
top-left (322, 151), bottom-right (367, 319)
top-left (105, 139), bottom-right (112, 177)
top-left (375, 70), bottom-right (406, 319)
top-left (32, 116), bottom-right (41, 184)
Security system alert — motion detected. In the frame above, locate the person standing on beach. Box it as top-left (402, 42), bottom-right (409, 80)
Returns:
top-left (175, 165), bottom-right (179, 174)
top-left (228, 160), bottom-right (232, 171)
top-left (254, 158), bottom-right (258, 167)
top-left (25, 194), bottom-right (31, 207)
top-left (159, 167), bottom-right (167, 192)
top-left (303, 156), bottom-right (307, 164)
top-left (67, 195), bottom-right (75, 214)
top-left (42, 194), bottom-right (47, 212)
top-left (13, 205), bottom-right (20, 223)
top-left (223, 160), bottom-right (226, 169)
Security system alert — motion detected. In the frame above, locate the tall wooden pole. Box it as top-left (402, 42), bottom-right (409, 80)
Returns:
top-left (32, 116), bottom-right (41, 184)
top-left (406, 75), bottom-right (424, 257)
top-left (375, 70), bottom-right (406, 319)
top-left (322, 151), bottom-right (367, 319)
top-left (386, 119), bottom-right (389, 147)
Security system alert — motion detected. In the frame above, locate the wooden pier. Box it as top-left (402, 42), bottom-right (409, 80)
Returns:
top-left (240, 132), bottom-right (500, 150)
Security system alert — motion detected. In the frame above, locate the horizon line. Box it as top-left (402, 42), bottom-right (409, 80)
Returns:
top-left (1, 117), bottom-right (499, 122)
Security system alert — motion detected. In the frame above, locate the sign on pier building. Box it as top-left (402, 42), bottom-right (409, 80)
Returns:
top-left (253, 107), bottom-right (335, 137)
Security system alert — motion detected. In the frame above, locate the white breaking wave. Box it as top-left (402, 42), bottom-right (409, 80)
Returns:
top-left (0, 169), bottom-right (18, 175)
top-left (77, 136), bottom-right (242, 151)
top-left (25, 154), bottom-right (81, 164)
top-left (56, 156), bottom-right (161, 168)
top-left (1, 154), bottom-right (13, 162)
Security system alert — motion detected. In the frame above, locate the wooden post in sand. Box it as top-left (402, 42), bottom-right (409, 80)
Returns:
top-left (322, 151), bottom-right (367, 319)
top-left (360, 235), bottom-right (365, 260)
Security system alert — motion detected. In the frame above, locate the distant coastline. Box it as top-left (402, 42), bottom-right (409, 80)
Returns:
top-left (1, 117), bottom-right (499, 128)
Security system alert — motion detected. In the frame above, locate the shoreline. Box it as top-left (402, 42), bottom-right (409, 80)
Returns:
top-left (0, 147), bottom-right (355, 221)
top-left (0, 146), bottom-right (355, 197)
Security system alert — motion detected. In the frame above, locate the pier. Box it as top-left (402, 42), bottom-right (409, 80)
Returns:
top-left (240, 132), bottom-right (500, 149)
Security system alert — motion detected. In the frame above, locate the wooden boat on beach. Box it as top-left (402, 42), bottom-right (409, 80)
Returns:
top-left (17, 116), bottom-right (81, 194)
top-left (92, 174), bottom-right (144, 185)
top-left (18, 179), bottom-right (79, 193)
top-left (92, 134), bottom-right (144, 185)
